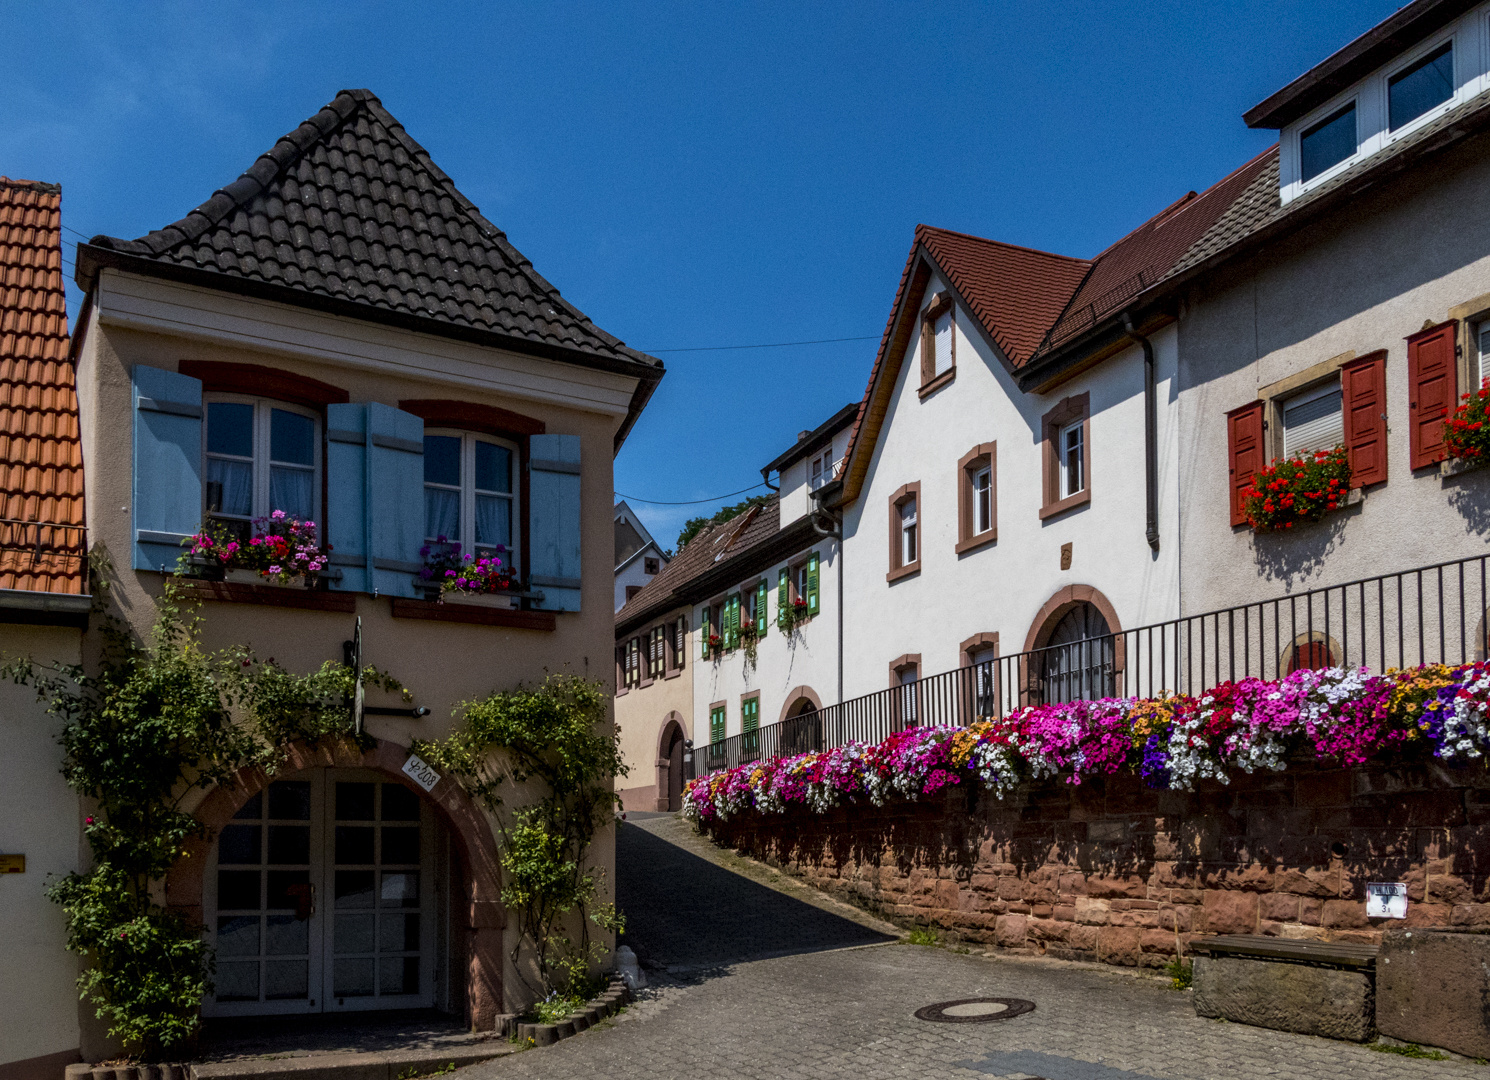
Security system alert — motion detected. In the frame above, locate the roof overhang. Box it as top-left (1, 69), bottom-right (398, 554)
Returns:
top-left (0, 587), bottom-right (90, 628)
top-left (1244, 0), bottom-right (1479, 129)
top-left (75, 242), bottom-right (664, 453)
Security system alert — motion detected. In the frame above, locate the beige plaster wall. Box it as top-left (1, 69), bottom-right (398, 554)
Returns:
top-left (613, 604), bottom-right (693, 811)
top-left (75, 295), bottom-right (628, 1014)
top-left (0, 623), bottom-right (85, 1072)
top-left (1177, 133), bottom-right (1490, 624)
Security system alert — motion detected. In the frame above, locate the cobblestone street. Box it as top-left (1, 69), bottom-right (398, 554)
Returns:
top-left (466, 814), bottom-right (1483, 1080)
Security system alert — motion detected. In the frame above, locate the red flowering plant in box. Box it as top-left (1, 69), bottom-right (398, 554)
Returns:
top-left (186, 511), bottom-right (327, 585)
top-left (1443, 380), bottom-right (1490, 465)
top-left (1240, 445), bottom-right (1353, 532)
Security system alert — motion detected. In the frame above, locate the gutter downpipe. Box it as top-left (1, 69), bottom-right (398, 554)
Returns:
top-left (810, 498), bottom-right (844, 707)
top-left (1123, 312), bottom-right (1161, 552)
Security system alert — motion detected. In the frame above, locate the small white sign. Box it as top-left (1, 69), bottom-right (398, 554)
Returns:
top-left (402, 753), bottom-right (441, 793)
top-left (1366, 882), bottom-right (1408, 919)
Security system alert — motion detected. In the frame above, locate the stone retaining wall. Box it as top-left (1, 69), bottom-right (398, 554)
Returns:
top-left (701, 760), bottom-right (1490, 967)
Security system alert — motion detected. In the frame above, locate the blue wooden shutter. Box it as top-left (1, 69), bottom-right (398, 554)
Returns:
top-left (132, 365), bottom-right (203, 571)
top-left (530, 434), bottom-right (582, 611)
top-left (325, 403), bottom-right (425, 597)
top-left (807, 552), bottom-right (821, 615)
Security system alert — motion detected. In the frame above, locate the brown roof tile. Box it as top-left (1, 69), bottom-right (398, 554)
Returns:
top-left (0, 178), bottom-right (85, 595)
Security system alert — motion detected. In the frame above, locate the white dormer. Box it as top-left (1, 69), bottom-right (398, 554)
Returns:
top-left (1277, 1), bottom-right (1490, 204)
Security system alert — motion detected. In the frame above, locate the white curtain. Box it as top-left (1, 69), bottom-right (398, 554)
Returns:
top-left (425, 487), bottom-right (460, 542)
top-left (209, 458), bottom-right (253, 517)
top-left (269, 466), bottom-right (313, 521)
top-left (475, 493), bottom-right (511, 552)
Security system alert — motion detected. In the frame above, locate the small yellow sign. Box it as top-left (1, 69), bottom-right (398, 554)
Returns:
top-left (0, 854), bottom-right (25, 873)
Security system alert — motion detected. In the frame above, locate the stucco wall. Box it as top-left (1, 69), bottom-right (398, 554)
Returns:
top-left (777, 426), bottom-right (847, 526)
top-left (1177, 134), bottom-right (1490, 620)
top-left (0, 624), bottom-right (84, 1075)
top-left (839, 270), bottom-right (1181, 698)
top-left (614, 603), bottom-right (694, 810)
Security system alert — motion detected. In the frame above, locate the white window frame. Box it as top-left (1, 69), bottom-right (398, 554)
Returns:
top-left (972, 465), bottom-right (993, 535)
top-left (423, 429), bottom-right (520, 564)
top-left (1383, 33), bottom-right (1458, 138)
top-left (1057, 420), bottom-right (1085, 499)
top-left (1279, 379), bottom-right (1344, 460)
top-left (899, 496), bottom-right (918, 566)
top-left (810, 451), bottom-right (831, 491)
top-left (1298, 99), bottom-right (1360, 186)
top-left (1477, 321), bottom-right (1490, 391)
top-left (203, 394), bottom-right (321, 527)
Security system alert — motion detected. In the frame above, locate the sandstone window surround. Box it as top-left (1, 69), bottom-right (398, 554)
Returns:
top-left (889, 653), bottom-right (921, 727)
top-left (918, 291), bottom-right (956, 398)
top-left (887, 482), bottom-right (921, 582)
top-left (1039, 393), bottom-right (1091, 520)
top-left (955, 442), bottom-right (997, 555)
top-left (961, 631), bottom-right (999, 720)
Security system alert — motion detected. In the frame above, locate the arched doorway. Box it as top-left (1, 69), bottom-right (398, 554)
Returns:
top-left (166, 737), bottom-right (505, 1030)
top-left (657, 716), bottom-right (686, 812)
top-left (778, 686), bottom-right (825, 756)
top-left (1024, 586), bottom-right (1122, 705)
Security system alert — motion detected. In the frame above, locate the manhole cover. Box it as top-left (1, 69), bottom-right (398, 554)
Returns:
top-left (914, 997), bottom-right (1035, 1023)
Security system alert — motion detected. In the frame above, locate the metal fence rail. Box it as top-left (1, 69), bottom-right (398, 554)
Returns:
top-left (691, 554), bottom-right (1490, 777)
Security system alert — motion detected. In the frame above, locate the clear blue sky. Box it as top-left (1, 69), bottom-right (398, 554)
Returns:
top-left (2, 0), bottom-right (1401, 551)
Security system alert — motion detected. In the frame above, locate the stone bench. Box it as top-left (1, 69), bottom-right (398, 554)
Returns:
top-left (1191, 934), bottom-right (1378, 1042)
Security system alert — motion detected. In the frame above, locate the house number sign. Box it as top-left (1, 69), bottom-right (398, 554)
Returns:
top-left (0, 854), bottom-right (24, 873)
top-left (1365, 882), bottom-right (1408, 919)
top-left (402, 753), bottom-right (440, 793)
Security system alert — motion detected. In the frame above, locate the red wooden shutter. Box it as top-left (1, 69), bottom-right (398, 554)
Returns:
top-left (1341, 351), bottom-right (1387, 487)
top-left (1407, 320), bottom-right (1458, 470)
top-left (1226, 400), bottom-right (1265, 526)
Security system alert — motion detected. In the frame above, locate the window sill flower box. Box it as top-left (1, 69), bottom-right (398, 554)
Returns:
top-left (223, 567), bottom-right (311, 590)
top-left (441, 590), bottom-right (514, 610)
top-left (186, 513), bottom-right (329, 586)
top-left (1240, 446), bottom-right (1355, 533)
top-left (1443, 382), bottom-right (1490, 475)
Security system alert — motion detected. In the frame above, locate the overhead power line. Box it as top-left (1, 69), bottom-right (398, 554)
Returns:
top-left (614, 482), bottom-right (769, 506)
top-left (645, 334), bottom-right (877, 354)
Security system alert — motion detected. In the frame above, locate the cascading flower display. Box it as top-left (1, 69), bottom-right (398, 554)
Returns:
top-left (681, 662), bottom-right (1490, 824)
top-left (1239, 445), bottom-right (1353, 532)
top-left (1443, 380), bottom-right (1490, 465)
top-left (187, 511), bottom-right (328, 585)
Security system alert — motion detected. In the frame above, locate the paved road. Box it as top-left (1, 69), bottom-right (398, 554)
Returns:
top-left (468, 814), bottom-right (1482, 1080)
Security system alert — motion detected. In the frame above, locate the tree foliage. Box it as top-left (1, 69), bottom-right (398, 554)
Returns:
top-left (413, 673), bottom-right (627, 996)
top-left (675, 493), bottom-right (772, 551)
top-left (7, 571), bottom-right (402, 1059)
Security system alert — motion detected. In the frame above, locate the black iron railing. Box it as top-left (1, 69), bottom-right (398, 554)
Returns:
top-left (688, 554), bottom-right (1490, 778)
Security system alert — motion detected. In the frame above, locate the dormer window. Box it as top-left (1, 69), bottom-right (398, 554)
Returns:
top-left (810, 450), bottom-right (832, 491)
top-left (1389, 41), bottom-right (1453, 131)
top-left (918, 292), bottom-right (956, 394)
top-left (1300, 103), bottom-right (1356, 183)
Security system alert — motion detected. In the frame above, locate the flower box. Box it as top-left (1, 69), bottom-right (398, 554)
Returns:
top-left (224, 568), bottom-right (308, 589)
top-left (1241, 445), bottom-right (1353, 532)
top-left (1443, 381), bottom-right (1490, 470)
top-left (441, 590), bottom-right (514, 609)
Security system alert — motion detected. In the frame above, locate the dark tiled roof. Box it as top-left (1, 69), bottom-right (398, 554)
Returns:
top-left (917, 226), bottom-right (1091, 366)
top-left (1034, 147), bottom-right (1276, 356)
top-left (0, 178), bottom-right (85, 595)
top-left (85, 89), bottom-right (660, 376)
top-left (615, 497), bottom-right (780, 629)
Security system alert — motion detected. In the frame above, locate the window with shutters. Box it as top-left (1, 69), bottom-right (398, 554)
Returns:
top-left (622, 637), bottom-right (641, 689)
top-left (919, 291), bottom-right (956, 395)
top-left (741, 694), bottom-right (760, 758)
top-left (1279, 381), bottom-right (1344, 459)
top-left (670, 616), bottom-right (687, 673)
top-left (887, 482), bottom-right (921, 582)
top-left (1040, 394), bottom-right (1091, 520)
top-left (422, 430), bottom-right (518, 563)
top-left (1226, 400), bottom-right (1265, 527)
top-left (709, 704), bottom-right (727, 745)
top-left (204, 397), bottom-right (321, 539)
top-left (956, 443), bottom-right (997, 554)
top-left (646, 625), bottom-right (666, 680)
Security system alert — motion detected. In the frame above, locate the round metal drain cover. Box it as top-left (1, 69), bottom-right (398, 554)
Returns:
top-left (914, 997), bottom-right (1035, 1023)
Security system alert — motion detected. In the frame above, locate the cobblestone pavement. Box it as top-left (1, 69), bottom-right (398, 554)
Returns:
top-left (468, 814), bottom-right (1484, 1080)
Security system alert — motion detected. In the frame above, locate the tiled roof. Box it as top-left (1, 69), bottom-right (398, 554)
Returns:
top-left (1033, 147), bottom-right (1276, 356)
top-left (917, 226), bottom-right (1091, 367)
top-left (84, 89), bottom-right (661, 377)
top-left (615, 497), bottom-right (780, 629)
top-left (0, 178), bottom-right (84, 595)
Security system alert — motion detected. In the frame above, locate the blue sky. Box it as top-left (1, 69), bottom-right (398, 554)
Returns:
top-left (2, 1), bottom-right (1402, 550)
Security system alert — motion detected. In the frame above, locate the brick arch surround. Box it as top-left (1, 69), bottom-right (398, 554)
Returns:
top-left (164, 736), bottom-right (505, 1029)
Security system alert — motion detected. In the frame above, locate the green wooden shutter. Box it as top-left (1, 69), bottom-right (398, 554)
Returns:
top-left (728, 594), bottom-right (740, 648)
top-left (701, 606), bottom-right (711, 658)
top-left (807, 552), bottom-right (820, 615)
top-left (756, 579), bottom-right (769, 638)
top-left (710, 705), bottom-right (726, 744)
top-left (778, 568), bottom-right (789, 627)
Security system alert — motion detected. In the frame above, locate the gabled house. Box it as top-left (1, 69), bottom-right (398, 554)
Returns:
top-left (34, 88), bottom-right (661, 1054)
top-left (0, 175), bottom-right (90, 1080)
top-left (613, 499), bottom-right (668, 611)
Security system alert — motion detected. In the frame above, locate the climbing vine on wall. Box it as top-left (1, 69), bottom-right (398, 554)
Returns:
top-left (413, 673), bottom-right (628, 997)
top-left (6, 565), bottom-right (403, 1060)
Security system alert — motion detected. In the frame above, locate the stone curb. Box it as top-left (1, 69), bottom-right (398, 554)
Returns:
top-left (512, 978), bottom-right (631, 1049)
top-left (66, 1046), bottom-right (517, 1080)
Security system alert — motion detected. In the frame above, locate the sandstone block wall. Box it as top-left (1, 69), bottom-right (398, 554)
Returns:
top-left (703, 761), bottom-right (1490, 968)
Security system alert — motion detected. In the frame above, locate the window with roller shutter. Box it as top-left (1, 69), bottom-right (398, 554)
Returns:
top-left (1408, 320), bottom-right (1458, 470)
top-left (1279, 382), bottom-right (1344, 460)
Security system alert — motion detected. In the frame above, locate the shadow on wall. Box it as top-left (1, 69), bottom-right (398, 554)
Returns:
top-left (1446, 469), bottom-right (1490, 536)
top-left (615, 821), bottom-right (893, 977)
top-left (1248, 506), bottom-right (1355, 589)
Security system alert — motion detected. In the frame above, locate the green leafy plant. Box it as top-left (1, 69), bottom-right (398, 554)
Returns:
top-left (7, 563), bottom-right (403, 1060)
top-left (1444, 380), bottom-right (1490, 464)
top-left (397, 1062), bottom-right (457, 1079)
top-left (904, 927), bottom-right (939, 947)
top-left (1368, 1041), bottom-right (1449, 1060)
top-left (1240, 445), bottom-right (1352, 532)
top-left (777, 596), bottom-right (811, 635)
top-left (414, 674), bottom-right (628, 997)
top-left (1164, 957), bottom-right (1193, 990)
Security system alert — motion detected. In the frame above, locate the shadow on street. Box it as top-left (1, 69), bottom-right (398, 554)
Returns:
top-left (615, 817), bottom-right (895, 976)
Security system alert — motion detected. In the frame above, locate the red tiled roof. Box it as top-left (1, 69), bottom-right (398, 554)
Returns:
top-left (917, 226), bottom-right (1091, 366)
top-left (0, 178), bottom-right (84, 595)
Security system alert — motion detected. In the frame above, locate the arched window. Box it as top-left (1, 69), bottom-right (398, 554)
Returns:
top-left (422, 430), bottom-right (519, 563)
top-left (205, 396), bottom-right (320, 537)
top-left (1040, 602), bottom-right (1115, 704)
